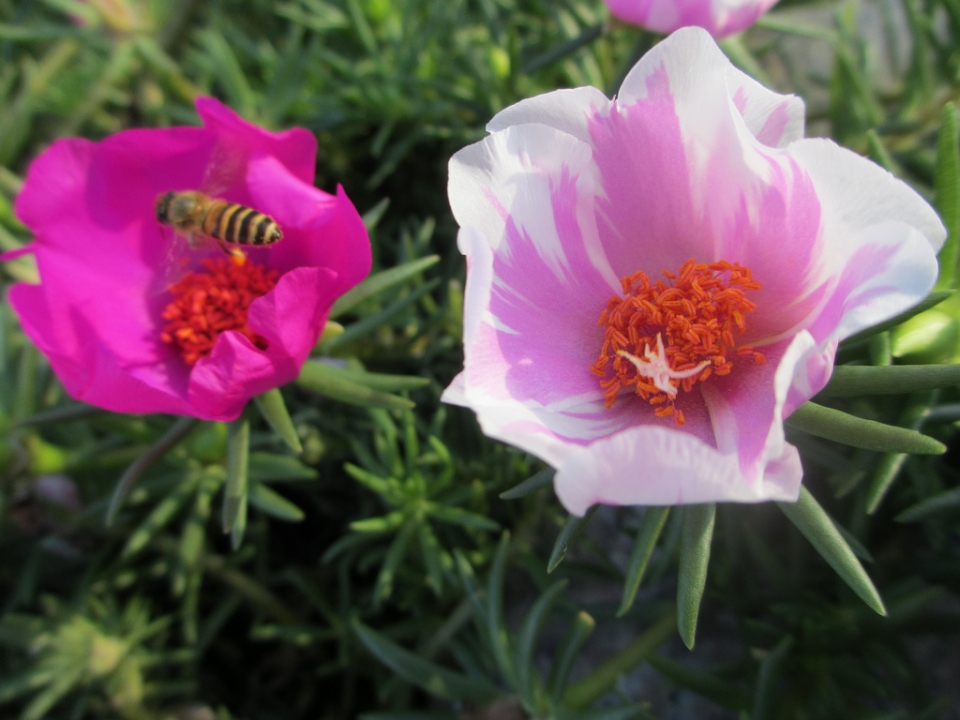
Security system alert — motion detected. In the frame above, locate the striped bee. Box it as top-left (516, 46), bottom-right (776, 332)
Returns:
top-left (155, 191), bottom-right (282, 254)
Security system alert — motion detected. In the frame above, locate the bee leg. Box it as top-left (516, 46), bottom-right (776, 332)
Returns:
top-left (214, 237), bottom-right (247, 265)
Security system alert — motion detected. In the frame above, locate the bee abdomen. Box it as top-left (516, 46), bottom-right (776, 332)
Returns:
top-left (204, 201), bottom-right (281, 246)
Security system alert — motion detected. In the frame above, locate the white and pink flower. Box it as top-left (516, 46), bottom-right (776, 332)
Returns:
top-left (605, 0), bottom-right (778, 38)
top-left (443, 28), bottom-right (945, 515)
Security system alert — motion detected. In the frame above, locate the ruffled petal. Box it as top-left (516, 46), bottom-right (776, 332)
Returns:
top-left (246, 265), bottom-right (340, 361)
top-left (244, 156), bottom-right (371, 293)
top-left (553, 421), bottom-right (798, 516)
top-left (791, 138), bottom-right (946, 254)
top-left (187, 265), bottom-right (340, 421)
top-left (486, 87), bottom-right (611, 145)
top-left (586, 29), bottom-right (827, 343)
top-left (701, 330), bottom-right (818, 485)
top-left (196, 97), bottom-right (317, 185)
top-left (724, 65), bottom-right (805, 148)
top-left (448, 127), bottom-right (618, 406)
top-left (605, 0), bottom-right (779, 38)
top-left (10, 283), bottom-right (192, 415)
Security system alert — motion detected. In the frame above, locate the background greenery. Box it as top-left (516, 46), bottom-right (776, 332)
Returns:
top-left (0, 0), bottom-right (959, 719)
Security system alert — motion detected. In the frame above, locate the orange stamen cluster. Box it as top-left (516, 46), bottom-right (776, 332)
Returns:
top-left (161, 255), bottom-right (278, 365)
top-left (591, 259), bottom-right (765, 426)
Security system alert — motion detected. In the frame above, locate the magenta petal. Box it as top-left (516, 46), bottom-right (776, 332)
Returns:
top-left (246, 266), bottom-right (340, 360)
top-left (186, 266), bottom-right (340, 421)
top-left (245, 156), bottom-right (371, 292)
top-left (196, 97), bottom-right (317, 185)
top-left (10, 283), bottom-right (192, 415)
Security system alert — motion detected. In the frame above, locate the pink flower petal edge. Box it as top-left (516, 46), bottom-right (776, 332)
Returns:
top-left (605, 0), bottom-right (780, 38)
top-left (8, 97), bottom-right (371, 421)
top-left (444, 28), bottom-right (945, 514)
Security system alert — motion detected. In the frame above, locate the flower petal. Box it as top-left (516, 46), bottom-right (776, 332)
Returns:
top-left (186, 265), bottom-right (340, 421)
top-left (486, 87), bottom-right (611, 145)
top-left (586, 29), bottom-right (828, 345)
top-left (196, 97), bottom-right (317, 185)
top-left (700, 330), bottom-right (818, 486)
top-left (244, 156), bottom-right (371, 293)
top-left (605, 0), bottom-right (779, 39)
top-left (448, 126), bottom-right (618, 407)
top-left (792, 138), bottom-right (946, 253)
top-left (553, 421), bottom-right (799, 516)
top-left (791, 138), bottom-right (943, 343)
top-left (9, 282), bottom-right (192, 415)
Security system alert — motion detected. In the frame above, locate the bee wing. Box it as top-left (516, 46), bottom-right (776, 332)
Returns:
top-left (198, 139), bottom-right (247, 199)
top-left (152, 225), bottom-right (218, 296)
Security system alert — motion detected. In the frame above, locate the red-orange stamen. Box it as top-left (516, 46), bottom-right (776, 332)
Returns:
top-left (591, 259), bottom-right (763, 426)
top-left (160, 256), bottom-right (278, 365)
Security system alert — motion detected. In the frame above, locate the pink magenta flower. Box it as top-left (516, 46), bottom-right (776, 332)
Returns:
top-left (605, 0), bottom-right (778, 38)
top-left (9, 97), bottom-right (371, 421)
top-left (442, 28), bottom-right (945, 515)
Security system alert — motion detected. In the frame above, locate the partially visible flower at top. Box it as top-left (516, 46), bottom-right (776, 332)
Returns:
top-left (605, 0), bottom-right (778, 38)
top-left (442, 28), bottom-right (944, 515)
top-left (8, 97), bottom-right (371, 421)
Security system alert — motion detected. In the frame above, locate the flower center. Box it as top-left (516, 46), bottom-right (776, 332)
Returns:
top-left (160, 255), bottom-right (278, 365)
top-left (591, 259), bottom-right (765, 426)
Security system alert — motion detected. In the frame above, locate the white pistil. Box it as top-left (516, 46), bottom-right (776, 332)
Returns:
top-left (617, 333), bottom-right (711, 397)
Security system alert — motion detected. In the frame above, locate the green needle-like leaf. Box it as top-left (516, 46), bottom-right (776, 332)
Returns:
top-left (548, 507), bottom-right (598, 573)
top-left (373, 522), bottom-right (415, 606)
top-left (896, 487), bottom-right (960, 522)
top-left (249, 453), bottom-right (318, 482)
top-left (121, 472), bottom-right (202, 560)
top-left (865, 129), bottom-right (896, 171)
top-left (223, 414), bottom-right (251, 537)
top-left (17, 402), bottom-right (100, 427)
top-left (106, 416), bottom-right (199, 525)
top-left (548, 611), bottom-right (595, 702)
top-left (359, 712), bottom-right (458, 720)
top-left (521, 22), bottom-right (603, 74)
top-left (324, 279), bottom-right (440, 349)
top-left (361, 197), bottom-right (390, 231)
top-left (865, 391), bottom-right (937, 514)
top-left (426, 503), bottom-right (500, 532)
top-left (563, 609), bottom-right (676, 709)
top-left (352, 620), bottom-right (501, 705)
top-left (515, 580), bottom-right (567, 704)
top-left (318, 366), bottom-right (430, 393)
top-left (499, 466), bottom-right (555, 499)
top-left (817, 364), bottom-right (960, 397)
top-left (785, 402), bottom-right (945, 454)
top-left (487, 533), bottom-right (515, 684)
top-left (254, 389), bottom-right (302, 453)
top-left (935, 103), bottom-right (960, 290)
top-left (249, 483), bottom-right (304, 522)
top-left (618, 507), bottom-right (671, 617)
top-left (329, 255), bottom-right (440, 319)
top-left (751, 636), bottom-right (794, 720)
top-left (646, 655), bottom-right (751, 711)
top-left (841, 291), bottom-right (953, 347)
top-left (298, 361), bottom-right (415, 410)
top-left (677, 504), bottom-right (715, 650)
top-left (777, 487), bottom-right (886, 615)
